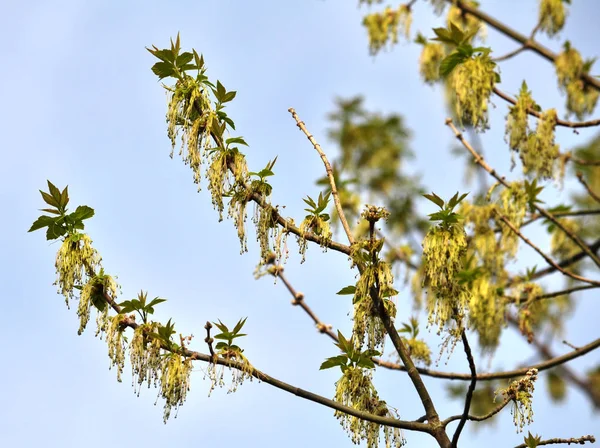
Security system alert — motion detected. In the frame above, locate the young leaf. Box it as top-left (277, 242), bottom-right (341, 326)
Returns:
top-left (151, 62), bottom-right (177, 80)
top-left (423, 192), bottom-right (445, 208)
top-left (226, 137), bottom-right (248, 147)
top-left (336, 285), bottom-right (356, 295)
top-left (28, 215), bottom-right (57, 233)
top-left (232, 317), bottom-right (248, 334)
top-left (320, 355), bottom-right (348, 370)
top-left (71, 205), bottom-right (95, 222)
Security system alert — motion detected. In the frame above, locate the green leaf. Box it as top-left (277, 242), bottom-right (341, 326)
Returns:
top-left (147, 297), bottom-right (167, 308)
top-left (46, 221), bottom-right (67, 240)
top-left (439, 51), bottom-right (468, 77)
top-left (60, 185), bottom-right (69, 209)
top-left (213, 333), bottom-right (233, 340)
top-left (176, 52), bottom-right (193, 67)
top-left (524, 431), bottom-right (542, 448)
top-left (447, 191), bottom-right (469, 210)
top-left (423, 192), bottom-right (445, 208)
top-left (222, 91), bottom-right (237, 103)
top-left (151, 61), bottom-right (177, 80)
top-left (257, 169), bottom-right (274, 178)
top-left (336, 285), bottom-right (356, 295)
top-left (381, 287), bottom-right (399, 298)
top-left (320, 355), bottom-right (349, 370)
top-left (232, 317), bottom-right (248, 334)
top-left (192, 49), bottom-right (204, 70)
top-left (147, 46), bottom-right (176, 63)
top-left (431, 27), bottom-right (455, 44)
top-left (215, 80), bottom-right (226, 102)
top-left (213, 320), bottom-right (229, 333)
top-left (28, 215), bottom-right (57, 233)
top-left (225, 137), bottom-right (248, 146)
top-left (40, 208), bottom-right (61, 215)
top-left (71, 205), bottom-right (95, 221)
top-left (356, 357), bottom-right (376, 369)
top-left (303, 196), bottom-right (317, 209)
top-left (47, 181), bottom-right (63, 206)
top-left (40, 191), bottom-right (59, 208)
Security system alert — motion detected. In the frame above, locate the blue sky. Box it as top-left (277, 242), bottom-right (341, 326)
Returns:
top-left (1, 1), bottom-right (599, 447)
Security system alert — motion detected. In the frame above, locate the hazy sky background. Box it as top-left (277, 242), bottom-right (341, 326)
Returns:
top-left (1, 1), bottom-right (599, 447)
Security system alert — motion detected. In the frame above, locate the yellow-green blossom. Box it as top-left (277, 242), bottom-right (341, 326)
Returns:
top-left (447, 1), bottom-right (486, 40)
top-left (505, 82), bottom-right (537, 152)
top-left (159, 353), bottom-right (193, 422)
top-left (450, 55), bottom-right (497, 131)
top-left (130, 323), bottom-right (163, 394)
top-left (106, 315), bottom-right (127, 382)
top-left (55, 233), bottom-right (101, 306)
top-left (334, 367), bottom-right (404, 448)
top-left (422, 224), bottom-right (470, 336)
top-left (521, 109), bottom-right (560, 179)
top-left (496, 369), bottom-right (538, 432)
top-left (555, 45), bottom-right (598, 119)
top-left (419, 43), bottom-right (445, 84)
top-left (539, 0), bottom-right (567, 37)
top-left (363, 5), bottom-right (412, 55)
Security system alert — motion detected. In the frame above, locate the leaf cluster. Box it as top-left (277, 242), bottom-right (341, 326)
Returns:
top-left (149, 34), bottom-right (238, 133)
top-left (320, 331), bottom-right (380, 372)
top-left (249, 157), bottom-right (277, 197)
top-left (423, 191), bottom-right (468, 228)
top-left (397, 316), bottom-right (421, 339)
top-left (213, 318), bottom-right (247, 355)
top-left (119, 290), bottom-right (167, 324)
top-left (432, 24), bottom-right (498, 79)
top-left (303, 191), bottom-right (331, 221)
top-left (28, 181), bottom-right (95, 240)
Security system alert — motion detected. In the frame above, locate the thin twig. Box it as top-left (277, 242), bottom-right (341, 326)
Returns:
top-left (493, 87), bottom-right (600, 129)
top-left (451, 331), bottom-right (477, 447)
top-left (519, 209), bottom-right (600, 231)
top-left (577, 172), bottom-right (600, 204)
top-left (505, 284), bottom-right (599, 304)
top-left (529, 238), bottom-right (600, 282)
top-left (495, 211), bottom-right (600, 286)
top-left (493, 45), bottom-right (528, 62)
top-left (570, 156), bottom-right (600, 166)
top-left (288, 108), bottom-right (355, 245)
top-left (443, 398), bottom-right (511, 426)
top-left (513, 435), bottom-right (595, 448)
top-left (269, 264), bottom-right (338, 341)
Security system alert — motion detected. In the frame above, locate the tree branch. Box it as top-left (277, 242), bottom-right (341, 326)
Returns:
top-left (443, 398), bottom-right (511, 426)
top-left (366, 218), bottom-right (451, 447)
top-left (99, 289), bottom-right (431, 432)
top-left (451, 331), bottom-right (477, 447)
top-left (577, 172), bottom-right (600, 204)
top-left (505, 284), bottom-right (599, 304)
top-left (288, 108), bottom-right (355, 245)
top-left (493, 87), bottom-right (600, 129)
top-left (494, 211), bottom-right (600, 287)
top-left (513, 435), bottom-right (596, 448)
